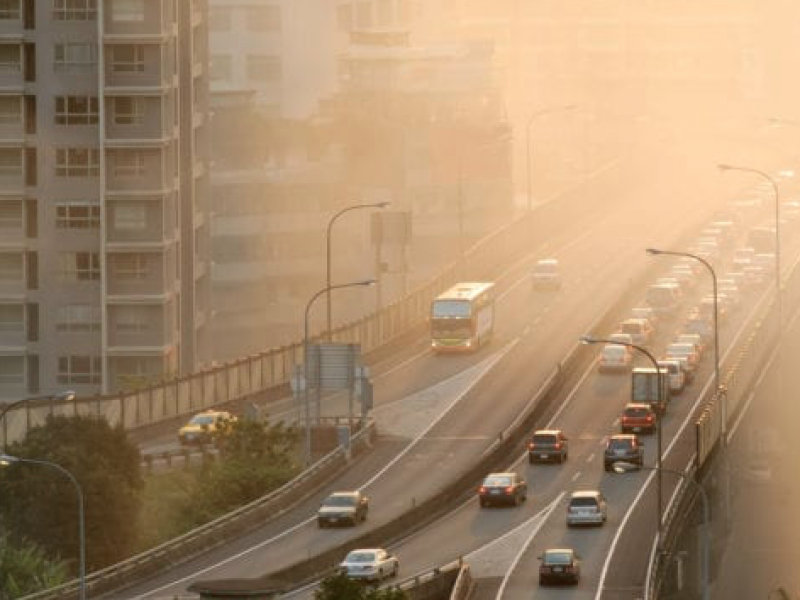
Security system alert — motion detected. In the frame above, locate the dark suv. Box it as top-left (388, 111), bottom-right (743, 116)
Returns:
top-left (528, 429), bottom-right (569, 464)
top-left (603, 434), bottom-right (644, 471)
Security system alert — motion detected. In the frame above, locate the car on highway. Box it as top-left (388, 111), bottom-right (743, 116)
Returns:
top-left (607, 332), bottom-right (634, 346)
top-left (598, 343), bottom-right (633, 373)
top-left (604, 433), bottom-right (644, 471)
top-left (631, 306), bottom-right (660, 329)
top-left (620, 402), bottom-right (657, 435)
top-left (658, 359), bottom-right (686, 394)
top-left (178, 410), bottom-right (235, 446)
top-left (539, 548), bottom-right (581, 585)
top-left (618, 318), bottom-right (654, 345)
top-left (339, 548), bottom-right (399, 581)
top-left (531, 258), bottom-right (561, 290)
top-left (566, 490), bottom-right (607, 527)
top-left (753, 252), bottom-right (776, 274)
top-left (317, 491), bottom-right (369, 528)
top-left (478, 472), bottom-right (527, 507)
top-left (528, 429), bottom-right (569, 464)
top-left (732, 247), bottom-right (756, 270)
top-left (675, 333), bottom-right (706, 358)
top-left (665, 342), bottom-right (700, 374)
top-left (645, 283), bottom-right (682, 316)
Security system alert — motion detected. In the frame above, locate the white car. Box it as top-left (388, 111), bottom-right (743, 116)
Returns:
top-left (598, 344), bottom-right (633, 373)
top-left (618, 318), bottom-right (654, 346)
top-left (566, 490), bottom-right (607, 527)
top-left (732, 247), bottom-right (756, 269)
top-left (658, 360), bottom-right (686, 395)
top-left (531, 258), bottom-right (561, 290)
top-left (340, 548), bottom-right (399, 581)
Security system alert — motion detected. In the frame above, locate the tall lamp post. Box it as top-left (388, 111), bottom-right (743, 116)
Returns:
top-left (647, 248), bottom-right (721, 432)
top-left (304, 279), bottom-right (375, 464)
top-left (580, 335), bottom-right (664, 548)
top-left (326, 202), bottom-right (389, 339)
top-left (525, 105), bottom-right (577, 211)
top-left (613, 462), bottom-right (710, 600)
top-left (0, 390), bottom-right (77, 451)
top-left (0, 454), bottom-right (86, 600)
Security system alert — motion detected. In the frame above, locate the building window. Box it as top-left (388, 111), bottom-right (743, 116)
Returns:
top-left (55, 202), bottom-right (100, 229)
top-left (0, 303), bottom-right (23, 332)
top-left (55, 96), bottom-right (99, 125)
top-left (115, 306), bottom-right (148, 333)
top-left (111, 44), bottom-right (145, 73)
top-left (54, 43), bottom-right (97, 72)
top-left (209, 55), bottom-right (232, 82)
top-left (0, 96), bottom-right (21, 125)
top-left (246, 6), bottom-right (280, 32)
top-left (112, 151), bottom-right (145, 177)
top-left (208, 6), bottom-right (231, 31)
top-left (60, 252), bottom-right (100, 281)
top-left (0, 148), bottom-right (22, 176)
top-left (0, 0), bottom-right (21, 20)
top-left (0, 252), bottom-right (23, 281)
top-left (0, 44), bottom-right (20, 73)
top-left (53, 0), bottom-right (96, 20)
top-left (375, 0), bottom-right (392, 27)
top-left (56, 304), bottom-right (100, 332)
top-left (110, 0), bottom-right (144, 22)
top-left (246, 55), bottom-right (281, 83)
top-left (113, 203), bottom-right (146, 230)
top-left (112, 97), bottom-right (145, 125)
top-left (113, 254), bottom-right (147, 280)
top-left (0, 356), bottom-right (24, 384)
top-left (57, 355), bottom-right (101, 384)
top-left (55, 148), bottom-right (99, 177)
top-left (355, 1), bottom-right (372, 28)
top-left (0, 199), bottom-right (22, 230)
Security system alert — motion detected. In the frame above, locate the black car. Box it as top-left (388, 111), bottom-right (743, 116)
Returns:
top-left (539, 548), bottom-right (581, 585)
top-left (603, 434), bottom-right (644, 471)
top-left (478, 472), bottom-right (527, 507)
top-left (317, 491), bottom-right (369, 527)
top-left (528, 429), bottom-right (569, 464)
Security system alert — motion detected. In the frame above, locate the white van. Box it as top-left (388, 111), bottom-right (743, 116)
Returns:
top-left (531, 259), bottom-right (561, 290)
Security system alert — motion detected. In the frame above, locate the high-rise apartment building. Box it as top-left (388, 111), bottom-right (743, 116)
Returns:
top-left (0, 0), bottom-right (211, 400)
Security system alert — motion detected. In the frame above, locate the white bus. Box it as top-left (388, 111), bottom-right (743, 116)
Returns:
top-left (430, 282), bottom-right (496, 352)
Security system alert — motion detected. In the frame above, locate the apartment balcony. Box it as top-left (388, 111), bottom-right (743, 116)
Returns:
top-left (105, 302), bottom-right (174, 350)
top-left (105, 250), bottom-right (174, 299)
top-left (102, 0), bottom-right (171, 40)
top-left (0, 44), bottom-right (23, 92)
top-left (103, 45), bottom-right (173, 93)
top-left (104, 147), bottom-right (176, 194)
top-left (104, 95), bottom-right (174, 147)
top-left (105, 197), bottom-right (173, 249)
top-left (0, 250), bottom-right (24, 296)
top-left (0, 198), bottom-right (24, 248)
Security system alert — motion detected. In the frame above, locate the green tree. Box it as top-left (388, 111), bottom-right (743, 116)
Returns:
top-left (0, 415), bottom-right (143, 572)
top-left (0, 533), bottom-right (69, 600)
top-left (314, 572), bottom-right (408, 600)
top-left (178, 418), bottom-right (298, 528)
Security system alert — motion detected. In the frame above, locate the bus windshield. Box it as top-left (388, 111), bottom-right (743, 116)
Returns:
top-left (432, 300), bottom-right (471, 319)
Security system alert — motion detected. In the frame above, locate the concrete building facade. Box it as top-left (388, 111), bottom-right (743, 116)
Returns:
top-left (0, 0), bottom-right (211, 400)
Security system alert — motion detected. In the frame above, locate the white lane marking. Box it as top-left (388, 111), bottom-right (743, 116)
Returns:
top-left (361, 338), bottom-right (519, 490)
top-left (587, 453), bottom-right (596, 463)
top-left (133, 339), bottom-right (519, 600)
top-left (593, 287), bottom-right (774, 600)
top-left (572, 471), bottom-right (582, 482)
top-left (523, 325), bottom-right (531, 336)
top-left (610, 417), bottom-right (618, 428)
top-left (375, 346), bottom-right (431, 380)
top-left (494, 493), bottom-right (565, 600)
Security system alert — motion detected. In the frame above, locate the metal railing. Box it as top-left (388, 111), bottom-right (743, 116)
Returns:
top-left (2, 163), bottom-right (623, 448)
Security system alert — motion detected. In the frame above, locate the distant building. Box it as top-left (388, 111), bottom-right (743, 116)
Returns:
top-left (0, 0), bottom-right (211, 400)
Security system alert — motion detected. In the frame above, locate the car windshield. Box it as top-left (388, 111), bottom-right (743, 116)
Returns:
top-left (544, 551), bottom-right (572, 565)
top-left (345, 551), bottom-right (376, 563)
top-left (569, 497), bottom-right (598, 508)
top-left (624, 407), bottom-right (649, 417)
top-left (484, 475), bottom-right (512, 487)
top-left (609, 438), bottom-right (633, 450)
top-left (189, 415), bottom-right (215, 426)
top-left (533, 434), bottom-right (557, 445)
top-left (323, 495), bottom-right (356, 507)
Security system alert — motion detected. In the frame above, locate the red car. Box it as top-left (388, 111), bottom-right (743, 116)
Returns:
top-left (620, 403), bottom-right (657, 434)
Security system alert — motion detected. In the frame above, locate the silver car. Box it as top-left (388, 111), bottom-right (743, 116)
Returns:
top-left (566, 490), bottom-right (607, 527)
top-left (340, 548), bottom-right (399, 581)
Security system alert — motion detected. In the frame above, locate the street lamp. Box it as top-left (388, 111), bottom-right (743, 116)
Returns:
top-left (612, 461), bottom-right (710, 600)
top-left (647, 248), bottom-right (721, 432)
top-left (0, 454), bottom-right (86, 600)
top-left (580, 334), bottom-right (664, 549)
top-left (0, 390), bottom-right (77, 451)
top-left (325, 202), bottom-right (389, 339)
top-left (525, 105), bottom-right (577, 211)
top-left (303, 280), bottom-right (375, 464)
